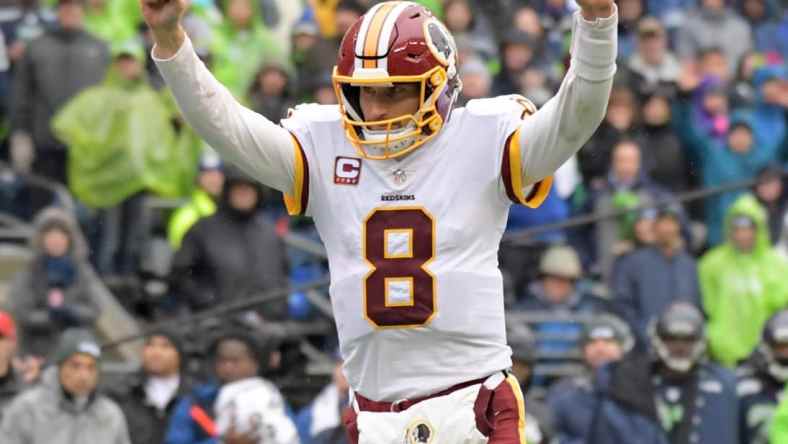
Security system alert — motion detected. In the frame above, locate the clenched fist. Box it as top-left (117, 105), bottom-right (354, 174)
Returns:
top-left (576, 0), bottom-right (615, 21)
top-left (139, 0), bottom-right (188, 58)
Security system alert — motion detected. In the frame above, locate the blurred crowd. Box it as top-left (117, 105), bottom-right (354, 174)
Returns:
top-left (0, 0), bottom-right (784, 443)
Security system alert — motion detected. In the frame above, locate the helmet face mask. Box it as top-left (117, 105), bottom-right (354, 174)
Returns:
top-left (761, 310), bottom-right (788, 381)
top-left (332, 2), bottom-right (462, 160)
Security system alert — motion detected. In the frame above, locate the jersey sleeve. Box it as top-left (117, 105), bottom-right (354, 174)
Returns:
top-left (153, 36), bottom-right (296, 194)
top-left (465, 96), bottom-right (553, 209)
top-left (279, 103), bottom-right (339, 217)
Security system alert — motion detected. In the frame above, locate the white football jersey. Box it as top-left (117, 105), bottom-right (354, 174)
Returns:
top-left (280, 97), bottom-right (551, 402)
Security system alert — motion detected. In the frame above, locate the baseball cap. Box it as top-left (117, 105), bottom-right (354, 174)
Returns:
top-left (0, 310), bottom-right (16, 340)
top-left (539, 245), bottom-right (582, 280)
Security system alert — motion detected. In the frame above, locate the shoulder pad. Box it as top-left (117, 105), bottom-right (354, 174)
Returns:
top-left (465, 95), bottom-right (537, 119)
top-left (737, 378), bottom-right (763, 397)
top-left (285, 103), bottom-right (342, 124)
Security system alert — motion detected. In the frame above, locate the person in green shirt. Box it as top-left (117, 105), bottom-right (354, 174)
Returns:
top-left (699, 194), bottom-right (788, 368)
top-left (167, 151), bottom-right (224, 249)
top-left (211, 0), bottom-right (284, 100)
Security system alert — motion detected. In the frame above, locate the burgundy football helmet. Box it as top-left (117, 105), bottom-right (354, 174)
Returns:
top-left (332, 1), bottom-right (462, 160)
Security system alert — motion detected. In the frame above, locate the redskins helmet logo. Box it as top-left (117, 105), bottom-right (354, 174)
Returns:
top-left (424, 19), bottom-right (455, 68)
top-left (404, 420), bottom-right (434, 444)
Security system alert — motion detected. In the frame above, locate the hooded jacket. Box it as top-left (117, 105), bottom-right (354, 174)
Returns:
top-left (52, 44), bottom-right (199, 208)
top-left (674, 97), bottom-right (777, 245)
top-left (170, 172), bottom-right (288, 317)
top-left (8, 207), bottom-right (100, 357)
top-left (699, 195), bottom-right (788, 367)
top-left (0, 366), bottom-right (130, 444)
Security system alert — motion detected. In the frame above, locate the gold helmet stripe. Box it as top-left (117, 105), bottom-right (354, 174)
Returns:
top-left (361, 1), bottom-right (400, 68)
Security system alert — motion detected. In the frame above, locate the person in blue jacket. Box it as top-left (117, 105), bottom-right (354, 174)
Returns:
top-left (674, 72), bottom-right (777, 245)
top-left (588, 302), bottom-right (739, 444)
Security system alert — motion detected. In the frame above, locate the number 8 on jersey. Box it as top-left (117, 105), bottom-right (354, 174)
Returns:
top-left (362, 207), bottom-right (436, 328)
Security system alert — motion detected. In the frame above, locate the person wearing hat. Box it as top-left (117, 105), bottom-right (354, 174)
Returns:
top-left (109, 328), bottom-right (192, 444)
top-left (507, 323), bottom-right (556, 444)
top-left (8, 207), bottom-right (99, 359)
top-left (517, 244), bottom-right (612, 387)
top-left (613, 204), bottom-right (701, 347)
top-left (165, 329), bottom-right (297, 444)
top-left (0, 310), bottom-right (30, 421)
top-left (170, 164), bottom-right (288, 318)
top-left (737, 309), bottom-right (788, 444)
top-left (625, 16), bottom-right (680, 98)
top-left (0, 328), bottom-right (131, 444)
top-left (699, 194), bottom-right (788, 367)
top-left (588, 302), bottom-right (739, 444)
top-left (547, 314), bottom-right (631, 444)
top-left (168, 149), bottom-right (225, 249)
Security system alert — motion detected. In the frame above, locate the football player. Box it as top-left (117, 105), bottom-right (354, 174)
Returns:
top-left (141, 0), bottom-right (617, 442)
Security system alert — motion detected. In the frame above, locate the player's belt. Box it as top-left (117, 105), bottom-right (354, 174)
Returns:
top-left (353, 376), bottom-right (489, 413)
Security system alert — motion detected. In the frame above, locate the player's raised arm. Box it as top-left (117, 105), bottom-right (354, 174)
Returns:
top-left (140, 0), bottom-right (296, 194)
top-left (515, 0), bottom-right (617, 186)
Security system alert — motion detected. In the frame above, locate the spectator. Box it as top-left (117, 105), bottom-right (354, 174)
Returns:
top-left (458, 56), bottom-right (492, 106)
top-left (578, 86), bottom-right (642, 188)
top-left (8, 207), bottom-right (99, 359)
top-left (168, 150), bottom-right (224, 249)
top-left (547, 314), bottom-right (632, 444)
top-left (290, 19), bottom-right (320, 99)
top-left (588, 303), bottom-right (739, 444)
top-left (750, 65), bottom-right (787, 156)
top-left (624, 17), bottom-right (680, 99)
top-left (612, 207), bottom-right (701, 346)
top-left (697, 46), bottom-right (733, 86)
top-left (517, 245), bottom-right (611, 385)
top-left (676, 0), bottom-right (753, 75)
top-left (299, 1), bottom-right (363, 96)
top-left (110, 329), bottom-right (191, 444)
top-left (586, 139), bottom-right (671, 277)
top-left (507, 323), bottom-right (556, 444)
top-left (674, 69), bottom-right (775, 245)
top-left (730, 50), bottom-right (766, 109)
top-left (616, 0), bottom-right (646, 59)
top-left (699, 194), bottom-right (788, 367)
top-left (492, 29), bottom-right (544, 97)
top-left (0, 310), bottom-right (28, 421)
top-left (737, 310), bottom-right (788, 444)
top-left (170, 166), bottom-right (288, 318)
top-left (211, 0), bottom-right (282, 99)
top-left (248, 60), bottom-right (295, 122)
top-left (9, 0), bottom-right (109, 183)
top-left (737, 0), bottom-right (784, 54)
top-left (295, 355), bottom-right (350, 444)
top-left (0, 328), bottom-right (131, 444)
top-left (165, 330), bottom-right (297, 444)
top-left (443, 0), bottom-right (497, 62)
top-left (753, 164), bottom-right (787, 244)
top-left (83, 0), bottom-right (136, 46)
top-left (638, 90), bottom-right (690, 192)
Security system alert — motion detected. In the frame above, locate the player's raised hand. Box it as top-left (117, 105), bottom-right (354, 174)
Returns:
top-left (140, 0), bottom-right (187, 31)
top-left (140, 0), bottom-right (188, 57)
top-left (576, 0), bottom-right (615, 20)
